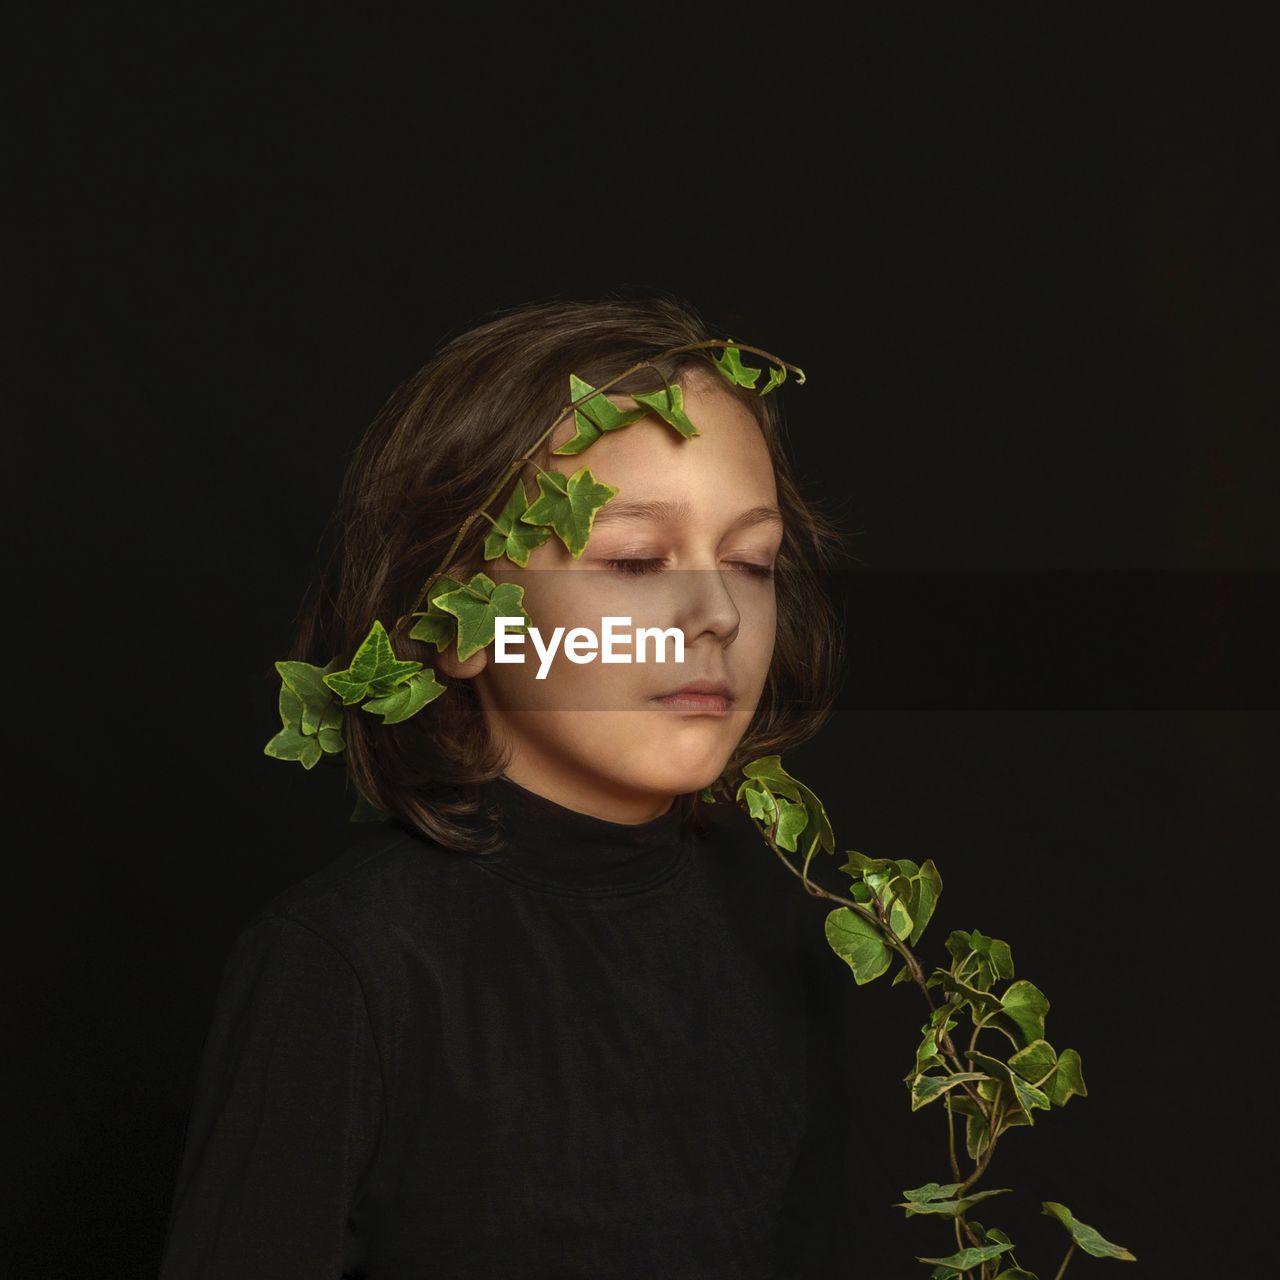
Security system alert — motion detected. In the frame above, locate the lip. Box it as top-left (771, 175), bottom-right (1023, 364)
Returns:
top-left (650, 679), bottom-right (735, 716)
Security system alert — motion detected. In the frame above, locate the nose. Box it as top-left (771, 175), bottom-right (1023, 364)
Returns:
top-left (663, 562), bottom-right (742, 649)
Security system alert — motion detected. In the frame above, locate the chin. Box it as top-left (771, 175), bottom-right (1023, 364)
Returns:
top-left (625, 736), bottom-right (734, 797)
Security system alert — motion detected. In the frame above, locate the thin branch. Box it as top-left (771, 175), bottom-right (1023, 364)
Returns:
top-left (944, 1095), bottom-right (961, 1183)
top-left (1053, 1241), bottom-right (1079, 1280)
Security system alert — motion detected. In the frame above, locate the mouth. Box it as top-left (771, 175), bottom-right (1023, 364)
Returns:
top-left (649, 679), bottom-right (735, 716)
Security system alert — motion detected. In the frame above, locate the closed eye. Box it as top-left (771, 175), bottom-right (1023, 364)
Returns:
top-left (604, 558), bottom-right (774, 579)
top-left (604, 558), bottom-right (666, 576)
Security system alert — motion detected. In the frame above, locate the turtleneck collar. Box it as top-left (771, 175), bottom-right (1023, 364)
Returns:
top-left (471, 774), bottom-right (692, 897)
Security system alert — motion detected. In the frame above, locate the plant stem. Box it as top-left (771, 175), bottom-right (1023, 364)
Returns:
top-left (1053, 1240), bottom-right (1078, 1279)
top-left (955, 1111), bottom-right (1000, 1195)
top-left (959, 1210), bottom-right (984, 1254)
top-left (945, 1094), bottom-right (961, 1182)
top-left (967, 1008), bottom-right (1002, 1056)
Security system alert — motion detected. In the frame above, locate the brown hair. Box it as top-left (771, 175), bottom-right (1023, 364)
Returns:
top-left (283, 291), bottom-right (855, 853)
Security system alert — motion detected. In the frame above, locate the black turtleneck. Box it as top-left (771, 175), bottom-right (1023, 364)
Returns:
top-left (158, 776), bottom-right (860, 1279)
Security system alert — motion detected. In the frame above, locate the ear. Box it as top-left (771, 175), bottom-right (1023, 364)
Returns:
top-left (435, 642), bottom-right (488, 681)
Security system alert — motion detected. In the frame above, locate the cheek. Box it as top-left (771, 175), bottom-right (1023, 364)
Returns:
top-left (485, 577), bottom-right (651, 711)
top-left (733, 591), bottom-right (778, 708)
top-left (732, 580), bottom-right (778, 649)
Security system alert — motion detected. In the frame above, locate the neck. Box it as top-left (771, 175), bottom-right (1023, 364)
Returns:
top-left (466, 773), bottom-right (693, 897)
top-left (497, 764), bottom-right (676, 826)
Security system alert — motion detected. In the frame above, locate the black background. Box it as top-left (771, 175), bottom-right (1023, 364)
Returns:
top-left (11, 6), bottom-right (1276, 1277)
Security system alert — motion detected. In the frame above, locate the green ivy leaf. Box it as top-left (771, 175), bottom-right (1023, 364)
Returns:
top-left (894, 1182), bottom-right (1010, 1215)
top-left (862, 867), bottom-right (899, 895)
top-left (550, 420), bottom-right (598, 457)
top-left (552, 373), bottom-right (649, 455)
top-left (760, 364), bottom-right (787, 395)
top-left (432, 572), bottom-right (533, 662)
top-left (521, 465), bottom-right (619, 558)
top-left (407, 574), bottom-right (466, 651)
top-left (1007, 1038), bottom-right (1056, 1084)
top-left (699, 786), bottom-right (716, 803)
top-left (263, 698), bottom-right (323, 768)
top-left (314, 701), bottom-right (344, 754)
top-left (913, 1026), bottom-right (946, 1074)
top-left (483, 479), bottom-right (554, 566)
top-left (977, 1075), bottom-right (1035, 1135)
top-left (323, 621), bottom-right (422, 705)
top-left (946, 928), bottom-right (1015, 989)
top-left (361, 667), bottom-right (447, 724)
top-left (901, 1180), bottom-right (962, 1204)
top-left (961, 1097), bottom-right (991, 1161)
top-left (275, 658), bottom-right (342, 734)
top-left (969, 1050), bottom-right (1052, 1123)
top-left (930, 1004), bottom-right (960, 1034)
top-left (738, 755), bottom-right (835, 856)
top-left (1008, 1040), bottom-right (1086, 1107)
top-left (885, 880), bottom-right (915, 941)
top-left (1041, 1202), bottom-right (1136, 1261)
top-left (1047, 1047), bottom-right (1087, 1105)
top-left (713, 342), bottom-right (762, 389)
top-left (265, 666), bottom-right (345, 768)
top-left (631, 382), bottom-right (699, 439)
top-left (774, 796), bottom-right (810, 852)
top-left (988, 939), bottom-right (1015, 980)
top-left (841, 849), bottom-right (895, 877)
top-left (741, 780), bottom-right (778, 825)
top-left (825, 906), bottom-right (892, 984)
top-left (907, 859), bottom-right (943, 944)
top-left (996, 979), bottom-right (1050, 1046)
top-left (909, 1071), bottom-right (990, 1112)
top-left (864, 867), bottom-right (915, 940)
top-left (916, 1242), bottom-right (1014, 1271)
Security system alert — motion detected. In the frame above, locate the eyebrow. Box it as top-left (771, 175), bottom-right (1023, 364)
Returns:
top-left (591, 499), bottom-right (784, 530)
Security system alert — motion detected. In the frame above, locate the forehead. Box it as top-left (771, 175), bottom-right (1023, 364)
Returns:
top-left (547, 376), bottom-right (780, 522)
top-left (589, 496), bottom-right (783, 533)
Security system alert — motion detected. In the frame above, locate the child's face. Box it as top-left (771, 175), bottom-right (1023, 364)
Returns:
top-left (442, 369), bottom-right (783, 821)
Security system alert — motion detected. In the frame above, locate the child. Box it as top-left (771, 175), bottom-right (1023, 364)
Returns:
top-left (159, 294), bottom-right (856, 1278)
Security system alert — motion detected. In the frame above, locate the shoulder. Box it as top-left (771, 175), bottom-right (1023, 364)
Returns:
top-left (241, 818), bottom-right (467, 963)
